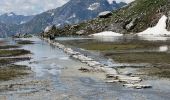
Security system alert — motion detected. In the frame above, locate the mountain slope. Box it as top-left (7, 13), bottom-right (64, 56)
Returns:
top-left (0, 12), bottom-right (34, 25)
top-left (17, 0), bottom-right (126, 34)
top-left (42, 0), bottom-right (170, 37)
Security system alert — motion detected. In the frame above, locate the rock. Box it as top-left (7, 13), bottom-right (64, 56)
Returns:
top-left (117, 75), bottom-right (142, 84)
top-left (76, 30), bottom-right (85, 35)
top-left (44, 26), bottom-right (52, 33)
top-left (125, 18), bottom-right (137, 31)
top-left (103, 67), bottom-right (118, 75)
top-left (122, 71), bottom-right (132, 76)
top-left (123, 84), bottom-right (152, 89)
top-left (98, 11), bottom-right (112, 18)
top-left (13, 33), bottom-right (33, 38)
top-left (105, 80), bottom-right (119, 83)
top-left (79, 67), bottom-right (91, 72)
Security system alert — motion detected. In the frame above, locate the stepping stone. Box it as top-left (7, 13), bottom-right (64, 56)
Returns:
top-left (123, 84), bottom-right (152, 89)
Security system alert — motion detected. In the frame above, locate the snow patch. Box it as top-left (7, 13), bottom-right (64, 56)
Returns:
top-left (138, 15), bottom-right (170, 36)
top-left (68, 13), bottom-right (76, 19)
top-left (88, 3), bottom-right (100, 11)
top-left (159, 45), bottom-right (168, 52)
top-left (107, 0), bottom-right (114, 4)
top-left (51, 13), bottom-right (54, 16)
top-left (20, 21), bottom-right (26, 24)
top-left (7, 12), bottom-right (14, 16)
top-left (107, 0), bottom-right (135, 4)
top-left (89, 31), bottom-right (123, 37)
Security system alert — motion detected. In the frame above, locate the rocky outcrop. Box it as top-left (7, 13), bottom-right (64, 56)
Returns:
top-left (98, 11), bottom-right (113, 18)
top-left (42, 0), bottom-right (170, 37)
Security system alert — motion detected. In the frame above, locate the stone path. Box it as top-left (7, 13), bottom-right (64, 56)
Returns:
top-left (43, 38), bottom-right (152, 89)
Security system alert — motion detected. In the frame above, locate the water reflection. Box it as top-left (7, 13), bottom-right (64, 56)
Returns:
top-left (159, 45), bottom-right (169, 52)
top-left (93, 35), bottom-right (170, 42)
top-left (138, 35), bottom-right (170, 41)
top-left (56, 35), bottom-right (170, 42)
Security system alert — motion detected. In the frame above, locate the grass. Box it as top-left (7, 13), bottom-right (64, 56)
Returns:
top-left (0, 49), bottom-right (31, 57)
top-left (105, 52), bottom-right (170, 64)
top-left (79, 43), bottom-right (156, 51)
top-left (140, 66), bottom-right (170, 78)
top-left (0, 57), bottom-right (31, 66)
top-left (63, 40), bottom-right (168, 51)
top-left (0, 64), bottom-right (30, 81)
top-left (0, 45), bottom-right (20, 49)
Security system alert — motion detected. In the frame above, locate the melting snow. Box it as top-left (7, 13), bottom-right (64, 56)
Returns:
top-left (89, 31), bottom-right (123, 37)
top-left (138, 15), bottom-right (170, 36)
top-left (159, 45), bottom-right (168, 52)
top-left (88, 3), bottom-right (100, 10)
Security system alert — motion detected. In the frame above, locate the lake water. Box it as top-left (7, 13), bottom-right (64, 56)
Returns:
top-left (1, 37), bottom-right (170, 100)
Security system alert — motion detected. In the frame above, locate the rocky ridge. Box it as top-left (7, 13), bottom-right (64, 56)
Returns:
top-left (42, 0), bottom-right (170, 37)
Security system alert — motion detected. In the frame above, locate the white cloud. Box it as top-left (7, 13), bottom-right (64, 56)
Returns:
top-left (0, 0), bottom-right (69, 15)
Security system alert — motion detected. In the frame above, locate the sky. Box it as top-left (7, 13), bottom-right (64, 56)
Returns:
top-left (0, 0), bottom-right (69, 15)
top-left (0, 0), bottom-right (134, 16)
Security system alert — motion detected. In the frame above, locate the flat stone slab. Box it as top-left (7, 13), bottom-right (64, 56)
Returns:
top-left (105, 80), bottom-right (119, 83)
top-left (103, 67), bottom-right (118, 75)
top-left (123, 84), bottom-right (152, 89)
top-left (117, 75), bottom-right (142, 84)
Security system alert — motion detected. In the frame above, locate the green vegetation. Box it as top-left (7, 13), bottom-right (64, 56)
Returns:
top-left (140, 66), bottom-right (170, 78)
top-left (0, 65), bottom-right (30, 81)
top-left (105, 52), bottom-right (170, 64)
top-left (78, 41), bottom-right (167, 51)
top-left (0, 45), bottom-right (20, 49)
top-left (61, 40), bottom-right (168, 51)
top-left (0, 39), bottom-right (32, 81)
top-left (0, 49), bottom-right (31, 57)
top-left (0, 57), bottom-right (31, 66)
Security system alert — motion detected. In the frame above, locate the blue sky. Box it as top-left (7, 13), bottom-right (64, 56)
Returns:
top-left (0, 0), bottom-right (134, 16)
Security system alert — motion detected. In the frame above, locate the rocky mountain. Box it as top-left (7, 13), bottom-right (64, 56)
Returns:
top-left (17, 0), bottom-right (126, 34)
top-left (0, 12), bottom-right (34, 25)
top-left (42, 0), bottom-right (170, 37)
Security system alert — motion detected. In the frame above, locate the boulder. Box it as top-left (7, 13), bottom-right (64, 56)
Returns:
top-left (44, 26), bottom-right (52, 33)
top-left (125, 18), bottom-right (137, 31)
top-left (76, 30), bottom-right (85, 35)
top-left (98, 11), bottom-right (112, 18)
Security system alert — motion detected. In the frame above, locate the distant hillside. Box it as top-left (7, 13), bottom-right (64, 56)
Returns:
top-left (0, 12), bottom-right (34, 25)
top-left (42, 0), bottom-right (170, 37)
top-left (17, 0), bottom-right (126, 34)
